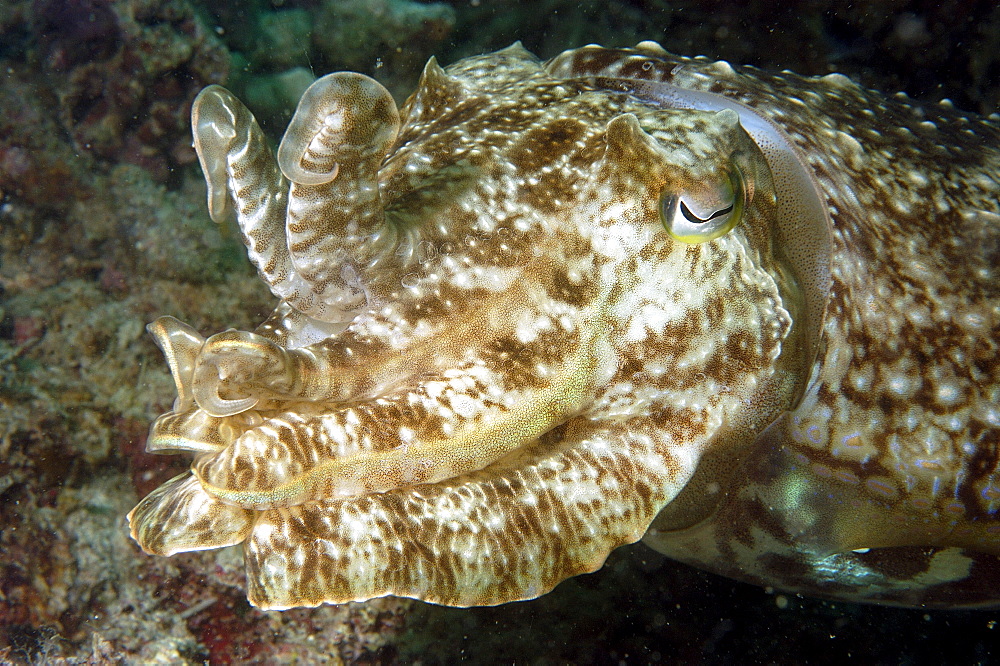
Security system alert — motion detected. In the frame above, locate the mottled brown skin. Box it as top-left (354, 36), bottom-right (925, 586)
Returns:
top-left (129, 42), bottom-right (998, 610)
top-left (558, 46), bottom-right (1000, 607)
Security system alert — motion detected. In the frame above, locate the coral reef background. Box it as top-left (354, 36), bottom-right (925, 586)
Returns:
top-left (1, 0), bottom-right (998, 662)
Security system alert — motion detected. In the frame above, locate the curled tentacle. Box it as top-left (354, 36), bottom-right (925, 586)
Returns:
top-left (191, 85), bottom-right (364, 323)
top-left (277, 73), bottom-right (401, 309)
top-left (191, 330), bottom-right (284, 417)
top-left (146, 316), bottom-right (205, 412)
top-left (190, 329), bottom-right (365, 417)
top-left (145, 316), bottom-right (261, 453)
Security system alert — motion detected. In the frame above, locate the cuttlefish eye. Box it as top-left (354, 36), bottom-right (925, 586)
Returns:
top-left (660, 166), bottom-right (746, 243)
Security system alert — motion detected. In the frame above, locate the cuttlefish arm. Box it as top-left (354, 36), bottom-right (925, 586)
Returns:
top-left (131, 45), bottom-right (807, 609)
top-left (193, 74), bottom-right (399, 324)
top-left (131, 311), bottom-right (704, 607)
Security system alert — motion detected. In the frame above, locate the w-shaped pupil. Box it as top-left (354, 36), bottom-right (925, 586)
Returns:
top-left (680, 200), bottom-right (735, 224)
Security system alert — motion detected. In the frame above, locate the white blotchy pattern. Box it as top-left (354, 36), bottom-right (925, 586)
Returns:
top-left (130, 42), bottom-right (1000, 610)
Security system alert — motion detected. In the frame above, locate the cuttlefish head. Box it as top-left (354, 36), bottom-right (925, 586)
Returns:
top-left (128, 44), bottom-right (824, 609)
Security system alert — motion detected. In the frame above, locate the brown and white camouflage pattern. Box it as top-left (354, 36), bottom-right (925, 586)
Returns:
top-left (128, 42), bottom-right (999, 609)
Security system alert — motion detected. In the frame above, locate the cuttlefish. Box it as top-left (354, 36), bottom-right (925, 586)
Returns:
top-left (128, 42), bottom-right (1000, 609)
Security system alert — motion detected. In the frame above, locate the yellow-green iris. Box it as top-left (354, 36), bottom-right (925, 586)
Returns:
top-left (660, 166), bottom-right (746, 243)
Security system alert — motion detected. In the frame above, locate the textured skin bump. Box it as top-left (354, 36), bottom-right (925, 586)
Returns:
top-left (129, 42), bottom-right (999, 610)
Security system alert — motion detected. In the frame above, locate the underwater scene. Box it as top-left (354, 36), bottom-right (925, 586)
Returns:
top-left (1, 0), bottom-right (999, 662)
